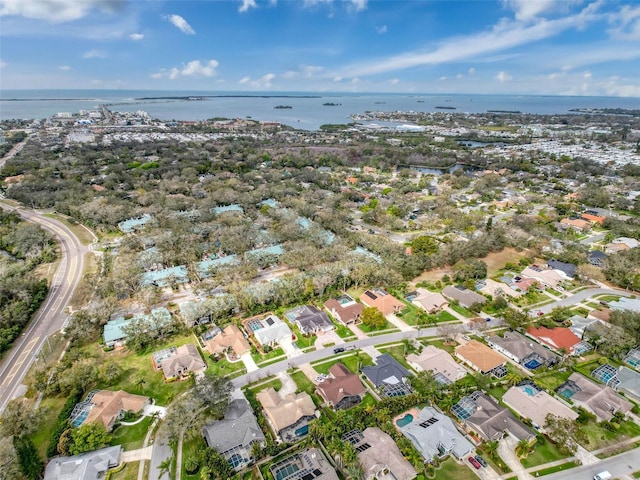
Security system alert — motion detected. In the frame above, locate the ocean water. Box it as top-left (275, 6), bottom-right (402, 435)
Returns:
top-left (2, 89), bottom-right (640, 131)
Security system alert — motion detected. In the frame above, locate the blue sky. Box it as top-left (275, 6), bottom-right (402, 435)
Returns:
top-left (1, 0), bottom-right (640, 96)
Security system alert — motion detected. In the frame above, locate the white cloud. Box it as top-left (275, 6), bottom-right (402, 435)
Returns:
top-left (503, 0), bottom-right (558, 21)
top-left (239, 76), bottom-right (251, 84)
top-left (83, 49), bottom-right (107, 58)
top-left (165, 14), bottom-right (195, 35)
top-left (0, 0), bottom-right (122, 23)
top-left (349, 0), bottom-right (367, 12)
top-left (252, 73), bottom-right (275, 88)
top-left (468, 67), bottom-right (476, 75)
top-left (302, 0), bottom-right (367, 12)
top-left (303, 65), bottom-right (323, 77)
top-left (0, 60), bottom-right (6, 69)
top-left (351, 77), bottom-right (360, 84)
top-left (389, 78), bottom-right (399, 85)
top-left (58, 65), bottom-right (71, 70)
top-left (456, 73), bottom-right (463, 79)
top-left (337, 2), bottom-right (602, 77)
top-left (495, 70), bottom-right (512, 82)
top-left (607, 4), bottom-right (640, 40)
top-left (583, 70), bottom-right (592, 78)
top-left (333, 76), bottom-right (342, 82)
top-left (152, 60), bottom-right (218, 80)
top-left (129, 33), bottom-right (144, 41)
top-left (238, 0), bottom-right (257, 13)
top-left (439, 76), bottom-right (448, 80)
top-left (376, 25), bottom-right (387, 34)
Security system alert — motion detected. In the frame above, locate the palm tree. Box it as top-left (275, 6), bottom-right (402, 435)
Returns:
top-left (515, 439), bottom-right (531, 458)
top-left (158, 458), bottom-right (173, 479)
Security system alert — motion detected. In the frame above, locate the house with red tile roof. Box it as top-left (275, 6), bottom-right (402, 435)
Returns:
top-left (581, 213), bottom-right (605, 225)
top-left (526, 326), bottom-right (581, 354)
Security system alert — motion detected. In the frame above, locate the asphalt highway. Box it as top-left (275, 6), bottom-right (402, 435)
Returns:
top-left (0, 206), bottom-right (88, 413)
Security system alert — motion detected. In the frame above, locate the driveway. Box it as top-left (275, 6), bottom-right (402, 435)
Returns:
top-left (281, 336), bottom-right (302, 358)
top-left (385, 313), bottom-right (412, 332)
top-left (314, 330), bottom-right (343, 349)
top-left (498, 437), bottom-right (532, 480)
top-left (241, 352), bottom-right (259, 373)
top-left (148, 436), bottom-right (171, 480)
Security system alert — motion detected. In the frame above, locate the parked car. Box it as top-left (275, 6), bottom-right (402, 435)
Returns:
top-left (475, 455), bottom-right (487, 467)
top-left (333, 347), bottom-right (345, 354)
top-left (537, 311), bottom-right (544, 316)
top-left (599, 301), bottom-right (608, 306)
top-left (468, 457), bottom-right (481, 469)
top-left (345, 345), bottom-right (356, 351)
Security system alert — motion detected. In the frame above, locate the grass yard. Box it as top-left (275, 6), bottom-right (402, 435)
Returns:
top-left (433, 457), bottom-right (477, 480)
top-left (292, 327), bottom-right (317, 350)
top-left (487, 385), bottom-right (508, 400)
top-left (532, 461), bottom-right (579, 476)
top-left (594, 295), bottom-right (621, 302)
top-left (428, 339), bottom-right (456, 354)
top-left (448, 303), bottom-right (474, 318)
top-left (333, 322), bottom-right (357, 340)
top-left (358, 318), bottom-right (394, 333)
top-left (290, 370), bottom-right (316, 396)
top-left (109, 461), bottom-right (140, 480)
top-left (533, 369), bottom-right (573, 392)
top-left (520, 438), bottom-right (570, 468)
top-left (312, 351), bottom-right (374, 375)
top-left (246, 377), bottom-right (283, 394)
top-left (207, 356), bottom-right (246, 377)
top-left (181, 435), bottom-right (207, 479)
top-left (378, 345), bottom-right (415, 371)
top-left (110, 417), bottom-right (152, 451)
top-left (251, 346), bottom-right (285, 364)
top-left (514, 290), bottom-right (553, 307)
top-left (30, 396), bottom-right (67, 457)
top-left (581, 419), bottom-right (640, 451)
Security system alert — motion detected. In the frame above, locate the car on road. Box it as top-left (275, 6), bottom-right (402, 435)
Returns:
top-left (345, 345), bottom-right (356, 351)
top-left (537, 310), bottom-right (544, 316)
top-left (333, 347), bottom-right (345, 354)
top-left (474, 455), bottom-right (487, 467)
top-left (599, 301), bottom-right (608, 306)
top-left (468, 456), bottom-right (481, 469)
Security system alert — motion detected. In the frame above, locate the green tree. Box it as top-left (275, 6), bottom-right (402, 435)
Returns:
top-left (452, 258), bottom-right (487, 282)
top-left (68, 422), bottom-right (112, 456)
top-left (543, 414), bottom-right (586, 454)
top-left (412, 235), bottom-right (439, 255)
top-left (360, 307), bottom-right (386, 329)
top-left (13, 436), bottom-right (43, 480)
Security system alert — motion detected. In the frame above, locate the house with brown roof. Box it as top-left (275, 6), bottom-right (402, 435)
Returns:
top-left (442, 285), bottom-right (486, 309)
top-left (153, 344), bottom-right (207, 380)
top-left (360, 288), bottom-right (406, 315)
top-left (581, 213), bottom-right (605, 225)
top-left (512, 277), bottom-right (539, 293)
top-left (256, 388), bottom-right (316, 442)
top-left (560, 218), bottom-right (592, 232)
top-left (411, 289), bottom-right (449, 313)
top-left (316, 363), bottom-right (366, 410)
top-left (526, 326), bottom-right (581, 354)
top-left (324, 295), bottom-right (363, 325)
top-left (455, 340), bottom-right (506, 375)
top-left (344, 427), bottom-right (417, 480)
top-left (588, 308), bottom-right (611, 322)
top-left (503, 384), bottom-right (578, 429)
top-left (521, 267), bottom-right (563, 288)
top-left (80, 390), bottom-right (149, 431)
top-left (557, 373), bottom-right (632, 421)
top-left (202, 324), bottom-right (251, 359)
top-left (407, 346), bottom-right (467, 385)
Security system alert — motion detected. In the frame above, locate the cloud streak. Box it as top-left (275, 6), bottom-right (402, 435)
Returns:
top-left (152, 60), bottom-right (218, 80)
top-left (0, 0), bottom-right (122, 23)
top-left (238, 0), bottom-right (257, 13)
top-left (165, 14), bottom-right (195, 34)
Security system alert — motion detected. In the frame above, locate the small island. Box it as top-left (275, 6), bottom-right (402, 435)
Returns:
top-left (323, 102), bottom-right (341, 106)
top-left (487, 110), bottom-right (522, 114)
top-left (435, 106), bottom-right (457, 110)
top-left (274, 105), bottom-right (293, 109)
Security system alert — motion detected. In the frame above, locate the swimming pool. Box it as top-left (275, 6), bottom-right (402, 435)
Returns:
top-left (396, 413), bottom-right (414, 428)
top-left (522, 385), bottom-right (537, 396)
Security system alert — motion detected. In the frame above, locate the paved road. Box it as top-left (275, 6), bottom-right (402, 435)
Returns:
top-left (0, 138), bottom-right (27, 169)
top-left (580, 233), bottom-right (607, 245)
top-left (0, 206), bottom-right (88, 413)
top-left (530, 287), bottom-right (633, 316)
top-left (545, 448), bottom-right (640, 480)
top-left (148, 437), bottom-right (171, 480)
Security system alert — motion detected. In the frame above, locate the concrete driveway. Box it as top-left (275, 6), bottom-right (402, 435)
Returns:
top-left (314, 330), bottom-right (343, 349)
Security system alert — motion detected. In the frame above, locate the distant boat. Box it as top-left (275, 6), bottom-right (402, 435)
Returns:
top-left (417, 100), bottom-right (425, 103)
top-left (274, 105), bottom-right (292, 109)
top-left (374, 102), bottom-right (386, 104)
top-left (435, 106), bottom-right (456, 110)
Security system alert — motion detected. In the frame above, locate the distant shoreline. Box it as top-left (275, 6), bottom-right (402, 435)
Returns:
top-left (134, 95), bottom-right (322, 100)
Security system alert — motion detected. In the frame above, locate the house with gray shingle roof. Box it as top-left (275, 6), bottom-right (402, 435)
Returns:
top-left (287, 305), bottom-right (335, 335)
top-left (44, 446), bottom-right (121, 480)
top-left (203, 398), bottom-right (265, 470)
top-left (362, 354), bottom-right (412, 397)
top-left (442, 285), bottom-right (486, 309)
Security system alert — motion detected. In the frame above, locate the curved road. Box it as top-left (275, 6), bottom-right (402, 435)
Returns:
top-left (0, 206), bottom-right (88, 413)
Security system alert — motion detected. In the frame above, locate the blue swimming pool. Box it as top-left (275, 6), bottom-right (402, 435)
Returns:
top-left (524, 359), bottom-right (542, 370)
top-left (396, 413), bottom-right (414, 428)
top-left (522, 385), bottom-right (537, 396)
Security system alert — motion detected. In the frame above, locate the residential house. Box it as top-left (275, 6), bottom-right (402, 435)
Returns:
top-left (608, 237), bottom-right (639, 250)
top-left (316, 363), bottom-right (366, 410)
top-left (244, 314), bottom-right (292, 347)
top-left (411, 289), bottom-right (449, 313)
top-left (588, 250), bottom-right (608, 267)
top-left (103, 308), bottom-right (172, 348)
top-left (560, 218), bottom-right (592, 232)
top-left (140, 265), bottom-right (189, 288)
top-left (343, 428), bottom-right (417, 480)
top-left (70, 390), bottom-right (149, 431)
top-left (203, 324), bottom-right (251, 359)
top-left (521, 267), bottom-right (563, 289)
top-left (556, 373), bottom-right (632, 421)
top-left (44, 445), bottom-right (122, 480)
top-left (287, 305), bottom-right (335, 335)
top-left (406, 346), bottom-right (467, 385)
top-left (609, 298), bottom-right (640, 313)
top-left (256, 388), bottom-right (316, 442)
top-left (615, 367), bottom-right (640, 403)
top-left (453, 392), bottom-right (535, 442)
top-left (398, 406), bottom-right (474, 462)
top-left (202, 398), bottom-right (265, 470)
top-left (588, 308), bottom-right (611, 322)
top-left (152, 344), bottom-right (206, 380)
top-left (323, 295), bottom-right (363, 325)
top-left (362, 354), bottom-right (412, 397)
top-left (567, 315), bottom-right (600, 339)
top-left (478, 279), bottom-right (520, 299)
top-left (502, 384), bottom-right (578, 429)
top-left (487, 331), bottom-right (558, 369)
top-left (442, 285), bottom-right (486, 309)
top-left (526, 326), bottom-right (581, 354)
top-left (455, 340), bottom-right (507, 376)
top-left (581, 213), bottom-right (606, 225)
top-left (360, 289), bottom-right (406, 315)
top-left (118, 214), bottom-right (152, 233)
top-left (623, 348), bottom-right (640, 371)
top-left (511, 277), bottom-right (539, 293)
top-left (547, 259), bottom-right (577, 279)
top-left (268, 448), bottom-right (338, 480)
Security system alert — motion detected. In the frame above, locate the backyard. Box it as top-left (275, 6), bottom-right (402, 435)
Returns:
top-left (110, 417), bottom-right (153, 451)
top-left (432, 457), bottom-right (478, 480)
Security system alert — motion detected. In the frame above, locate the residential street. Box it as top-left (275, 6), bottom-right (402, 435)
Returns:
top-left (0, 205), bottom-right (89, 413)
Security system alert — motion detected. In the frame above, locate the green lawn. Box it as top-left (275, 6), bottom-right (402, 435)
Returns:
top-left (521, 439), bottom-right (570, 468)
top-left (312, 351), bottom-right (374, 375)
top-left (333, 322), bottom-right (357, 340)
top-left (207, 356), bottom-right (247, 377)
top-left (533, 369), bottom-right (573, 392)
top-left (448, 303), bottom-right (474, 318)
top-left (433, 457), bottom-right (477, 480)
top-left (181, 435), bottom-right (207, 479)
top-left (109, 461), bottom-right (140, 480)
top-left (358, 318), bottom-right (394, 333)
top-left (30, 396), bottom-right (67, 457)
top-left (428, 339), bottom-right (456, 354)
top-left (110, 417), bottom-right (152, 451)
top-left (581, 419), bottom-right (640, 451)
top-left (397, 304), bottom-right (457, 326)
top-left (487, 385), bottom-right (508, 400)
top-left (594, 295), bottom-right (621, 303)
top-left (251, 346), bottom-right (285, 364)
top-left (291, 326), bottom-right (317, 350)
top-left (290, 370), bottom-right (316, 395)
top-left (246, 377), bottom-right (283, 393)
top-left (378, 345), bottom-right (415, 371)
top-left (532, 461), bottom-right (579, 476)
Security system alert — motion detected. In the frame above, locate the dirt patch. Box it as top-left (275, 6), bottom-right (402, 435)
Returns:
top-left (411, 266), bottom-right (452, 285)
